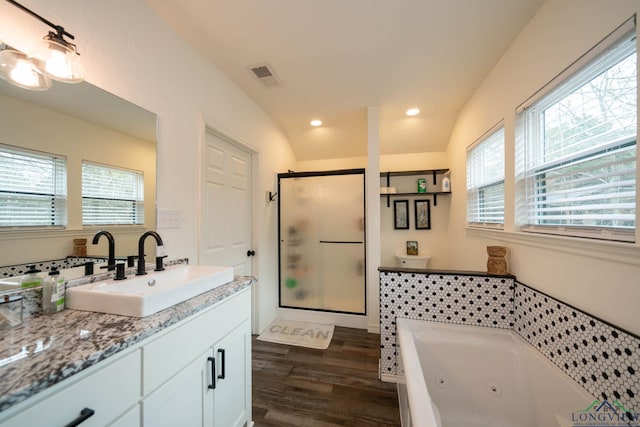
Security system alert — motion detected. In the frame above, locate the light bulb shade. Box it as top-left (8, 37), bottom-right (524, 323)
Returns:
top-left (32, 34), bottom-right (84, 83)
top-left (0, 48), bottom-right (52, 91)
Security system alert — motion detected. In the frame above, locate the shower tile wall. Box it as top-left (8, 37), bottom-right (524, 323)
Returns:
top-left (379, 270), bottom-right (640, 412)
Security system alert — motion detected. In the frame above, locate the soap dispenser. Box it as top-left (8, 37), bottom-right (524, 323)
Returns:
top-left (20, 265), bottom-right (43, 288)
top-left (43, 268), bottom-right (66, 314)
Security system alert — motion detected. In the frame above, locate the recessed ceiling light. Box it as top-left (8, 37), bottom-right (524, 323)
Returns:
top-left (406, 108), bottom-right (420, 116)
top-left (310, 119), bottom-right (322, 126)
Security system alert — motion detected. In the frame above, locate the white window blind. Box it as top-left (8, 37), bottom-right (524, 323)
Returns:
top-left (467, 125), bottom-right (505, 226)
top-left (0, 144), bottom-right (67, 228)
top-left (516, 24), bottom-right (636, 241)
top-left (82, 162), bottom-right (144, 225)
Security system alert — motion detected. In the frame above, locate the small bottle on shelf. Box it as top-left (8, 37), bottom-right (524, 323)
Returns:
top-left (442, 174), bottom-right (451, 192)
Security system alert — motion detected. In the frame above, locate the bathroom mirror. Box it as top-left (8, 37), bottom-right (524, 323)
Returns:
top-left (0, 78), bottom-right (157, 279)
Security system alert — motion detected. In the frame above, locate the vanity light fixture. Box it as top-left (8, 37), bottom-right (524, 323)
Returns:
top-left (310, 119), bottom-right (322, 127)
top-left (0, 45), bottom-right (52, 90)
top-left (406, 108), bottom-right (420, 116)
top-left (0, 0), bottom-right (84, 90)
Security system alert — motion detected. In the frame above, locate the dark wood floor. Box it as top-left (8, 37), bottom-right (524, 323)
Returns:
top-left (252, 326), bottom-right (401, 427)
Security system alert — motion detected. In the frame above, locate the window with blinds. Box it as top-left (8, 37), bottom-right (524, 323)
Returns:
top-left (0, 145), bottom-right (67, 228)
top-left (516, 22), bottom-right (636, 241)
top-left (467, 125), bottom-right (505, 227)
top-left (82, 162), bottom-right (144, 225)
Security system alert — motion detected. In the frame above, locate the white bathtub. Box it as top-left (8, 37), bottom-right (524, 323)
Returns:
top-left (397, 318), bottom-right (595, 427)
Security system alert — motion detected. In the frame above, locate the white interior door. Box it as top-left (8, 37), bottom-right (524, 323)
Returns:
top-left (201, 129), bottom-right (252, 276)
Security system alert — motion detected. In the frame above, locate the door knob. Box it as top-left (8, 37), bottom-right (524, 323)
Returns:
top-left (247, 250), bottom-right (256, 257)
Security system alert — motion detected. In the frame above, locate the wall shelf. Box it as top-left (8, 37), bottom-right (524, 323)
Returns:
top-left (380, 169), bottom-right (450, 207)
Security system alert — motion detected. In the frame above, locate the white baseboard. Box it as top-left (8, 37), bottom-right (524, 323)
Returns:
top-left (276, 307), bottom-right (368, 329)
top-left (380, 372), bottom-right (402, 383)
top-left (368, 322), bottom-right (380, 334)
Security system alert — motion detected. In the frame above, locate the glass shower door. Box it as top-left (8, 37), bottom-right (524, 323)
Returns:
top-left (278, 170), bottom-right (365, 314)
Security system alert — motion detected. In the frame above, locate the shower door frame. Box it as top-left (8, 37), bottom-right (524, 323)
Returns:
top-left (277, 168), bottom-right (367, 315)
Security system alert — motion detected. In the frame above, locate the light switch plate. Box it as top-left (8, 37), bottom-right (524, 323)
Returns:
top-left (157, 210), bottom-right (181, 229)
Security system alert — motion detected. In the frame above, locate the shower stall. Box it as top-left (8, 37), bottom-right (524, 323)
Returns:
top-left (278, 169), bottom-right (366, 315)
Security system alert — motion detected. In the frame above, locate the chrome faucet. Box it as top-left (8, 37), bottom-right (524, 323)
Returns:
top-left (92, 231), bottom-right (116, 271)
top-left (137, 231), bottom-right (164, 275)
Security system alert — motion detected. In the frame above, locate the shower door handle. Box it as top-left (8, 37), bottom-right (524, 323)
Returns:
top-left (247, 250), bottom-right (256, 256)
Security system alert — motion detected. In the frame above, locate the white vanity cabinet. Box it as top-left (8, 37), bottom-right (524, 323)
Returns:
top-left (0, 286), bottom-right (251, 427)
top-left (0, 348), bottom-right (141, 427)
top-left (141, 287), bottom-right (251, 427)
top-left (142, 320), bottom-right (250, 427)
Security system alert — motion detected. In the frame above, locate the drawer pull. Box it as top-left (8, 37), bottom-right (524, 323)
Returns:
top-left (64, 407), bottom-right (95, 427)
top-left (217, 348), bottom-right (226, 380)
top-left (207, 356), bottom-right (216, 389)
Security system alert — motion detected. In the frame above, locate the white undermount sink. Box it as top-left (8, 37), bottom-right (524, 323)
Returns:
top-left (66, 264), bottom-right (235, 317)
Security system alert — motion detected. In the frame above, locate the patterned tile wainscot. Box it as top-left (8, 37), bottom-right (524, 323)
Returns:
top-left (0, 257), bottom-right (108, 278)
top-left (514, 283), bottom-right (639, 413)
top-left (379, 270), bottom-right (515, 377)
top-left (378, 268), bottom-right (640, 416)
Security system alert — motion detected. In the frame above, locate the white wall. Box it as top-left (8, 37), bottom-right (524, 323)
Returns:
top-left (296, 156), bottom-right (368, 172)
top-left (0, 0), bottom-right (296, 332)
top-left (379, 175), bottom-right (451, 268)
top-left (379, 152), bottom-right (451, 268)
top-left (446, 0), bottom-right (640, 335)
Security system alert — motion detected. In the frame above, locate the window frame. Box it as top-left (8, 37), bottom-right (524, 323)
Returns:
top-left (466, 123), bottom-right (506, 228)
top-left (81, 161), bottom-right (145, 227)
top-left (515, 18), bottom-right (637, 242)
top-left (0, 144), bottom-right (68, 230)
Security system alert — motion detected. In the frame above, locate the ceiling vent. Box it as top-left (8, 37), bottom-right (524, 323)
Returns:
top-left (248, 62), bottom-right (282, 88)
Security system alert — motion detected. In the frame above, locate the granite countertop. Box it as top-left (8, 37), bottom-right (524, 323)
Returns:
top-left (0, 275), bottom-right (254, 413)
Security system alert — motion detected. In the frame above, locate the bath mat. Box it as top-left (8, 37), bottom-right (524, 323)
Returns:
top-left (257, 319), bottom-right (335, 349)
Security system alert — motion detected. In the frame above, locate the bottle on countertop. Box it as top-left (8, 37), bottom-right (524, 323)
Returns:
top-left (43, 268), bottom-right (66, 314)
top-left (20, 265), bottom-right (43, 288)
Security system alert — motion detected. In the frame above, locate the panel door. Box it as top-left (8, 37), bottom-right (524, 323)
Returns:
top-left (142, 350), bottom-right (211, 427)
top-left (201, 130), bottom-right (252, 276)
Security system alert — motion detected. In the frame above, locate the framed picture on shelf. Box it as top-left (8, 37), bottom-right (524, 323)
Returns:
top-left (406, 240), bottom-right (418, 255)
top-left (415, 199), bottom-right (431, 230)
top-left (394, 200), bottom-right (409, 229)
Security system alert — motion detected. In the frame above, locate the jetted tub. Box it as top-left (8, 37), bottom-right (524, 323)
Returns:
top-left (397, 318), bottom-right (594, 427)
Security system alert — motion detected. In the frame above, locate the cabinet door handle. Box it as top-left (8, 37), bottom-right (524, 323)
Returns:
top-left (217, 348), bottom-right (226, 380)
top-left (64, 407), bottom-right (95, 427)
top-left (207, 356), bottom-right (216, 389)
